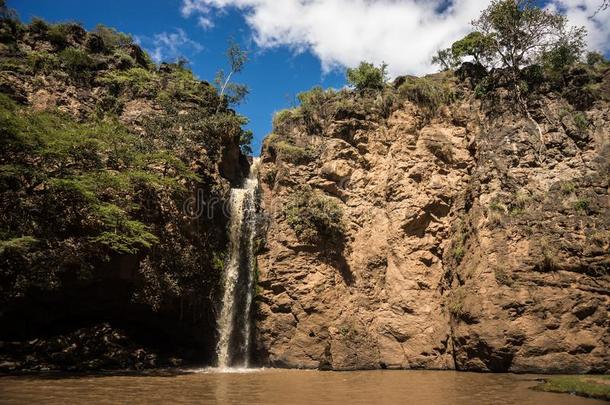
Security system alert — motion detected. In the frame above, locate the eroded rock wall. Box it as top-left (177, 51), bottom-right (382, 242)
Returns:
top-left (254, 70), bottom-right (610, 372)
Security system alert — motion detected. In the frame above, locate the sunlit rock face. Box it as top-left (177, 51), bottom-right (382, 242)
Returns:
top-left (254, 69), bottom-right (610, 372)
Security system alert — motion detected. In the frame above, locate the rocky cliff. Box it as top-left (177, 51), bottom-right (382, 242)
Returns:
top-left (0, 17), bottom-right (249, 371)
top-left (254, 64), bottom-right (610, 372)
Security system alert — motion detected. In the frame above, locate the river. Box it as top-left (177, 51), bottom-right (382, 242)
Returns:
top-left (0, 369), bottom-right (603, 404)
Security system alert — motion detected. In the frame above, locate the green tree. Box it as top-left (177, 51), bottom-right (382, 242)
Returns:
top-left (450, 32), bottom-right (495, 66)
top-left (346, 61), bottom-right (387, 92)
top-left (542, 33), bottom-right (587, 73)
top-left (473, 0), bottom-right (586, 86)
top-left (215, 40), bottom-right (249, 109)
top-left (432, 32), bottom-right (494, 70)
top-left (92, 24), bottom-right (133, 50)
top-left (586, 51), bottom-right (606, 66)
top-left (431, 48), bottom-right (461, 71)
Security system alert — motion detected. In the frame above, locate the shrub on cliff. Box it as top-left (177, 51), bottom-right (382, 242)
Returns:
top-left (92, 24), bottom-right (133, 51)
top-left (58, 47), bottom-right (97, 79)
top-left (284, 188), bottom-right (345, 249)
top-left (399, 77), bottom-right (456, 116)
top-left (346, 61), bottom-right (387, 92)
top-left (99, 67), bottom-right (159, 98)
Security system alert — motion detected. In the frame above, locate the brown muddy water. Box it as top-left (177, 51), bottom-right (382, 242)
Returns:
top-left (0, 369), bottom-right (603, 404)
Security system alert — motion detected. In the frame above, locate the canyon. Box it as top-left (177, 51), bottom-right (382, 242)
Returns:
top-left (0, 16), bottom-right (608, 378)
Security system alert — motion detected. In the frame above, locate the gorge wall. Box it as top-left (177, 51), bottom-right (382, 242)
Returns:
top-left (254, 66), bottom-right (610, 372)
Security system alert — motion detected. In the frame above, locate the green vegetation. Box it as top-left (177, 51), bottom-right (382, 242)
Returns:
top-left (0, 94), bottom-right (194, 258)
top-left (573, 198), bottom-right (590, 213)
top-left (532, 375), bottom-right (610, 400)
top-left (58, 47), bottom-right (96, 78)
top-left (445, 286), bottom-right (468, 317)
top-left (98, 67), bottom-right (158, 97)
top-left (272, 109), bottom-right (296, 133)
top-left (473, 0), bottom-right (586, 76)
top-left (453, 244), bottom-right (465, 263)
top-left (509, 191), bottom-right (530, 215)
top-left (537, 239), bottom-right (558, 272)
top-left (573, 113), bottom-right (589, 133)
top-left (262, 167), bottom-right (277, 185)
top-left (0, 14), bottom-right (254, 311)
top-left (398, 77), bottom-right (456, 116)
top-left (586, 51), bottom-right (607, 67)
top-left (275, 141), bottom-right (316, 164)
top-left (92, 24), bottom-right (134, 50)
top-left (214, 40), bottom-right (249, 107)
top-left (432, 31), bottom-right (494, 70)
top-left (346, 61), bottom-right (387, 92)
top-left (432, 0), bottom-right (592, 107)
top-left (27, 51), bottom-right (60, 74)
top-left (284, 187), bottom-right (345, 250)
top-left (0, 236), bottom-right (38, 255)
top-left (451, 225), bottom-right (468, 264)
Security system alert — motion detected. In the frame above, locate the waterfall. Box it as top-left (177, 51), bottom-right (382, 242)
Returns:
top-left (216, 157), bottom-right (260, 369)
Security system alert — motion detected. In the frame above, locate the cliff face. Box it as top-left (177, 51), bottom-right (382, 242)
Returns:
top-left (0, 18), bottom-right (249, 370)
top-left (255, 66), bottom-right (610, 372)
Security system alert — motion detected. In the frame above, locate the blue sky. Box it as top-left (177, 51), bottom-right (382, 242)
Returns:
top-left (8, 0), bottom-right (610, 155)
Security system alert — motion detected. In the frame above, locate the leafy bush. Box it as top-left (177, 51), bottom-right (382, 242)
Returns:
top-left (474, 75), bottom-right (494, 98)
top-left (399, 77), bottom-right (456, 116)
top-left (537, 240), bottom-right (558, 272)
top-left (58, 47), bottom-right (96, 78)
top-left (28, 18), bottom-right (49, 35)
top-left (92, 24), bottom-right (133, 51)
top-left (273, 109), bottom-right (298, 133)
top-left (445, 286), bottom-right (468, 317)
top-left (93, 203), bottom-right (158, 254)
top-left (46, 22), bottom-right (84, 48)
top-left (573, 198), bottom-right (589, 213)
top-left (509, 191), bottom-right (530, 215)
top-left (27, 51), bottom-right (60, 74)
top-left (113, 49), bottom-right (136, 69)
top-left (346, 61), bottom-right (387, 92)
top-left (284, 188), bottom-right (345, 248)
top-left (274, 141), bottom-right (316, 164)
top-left (0, 94), bottom-right (193, 258)
top-left (98, 67), bottom-right (158, 97)
top-left (262, 167), bottom-right (277, 185)
top-left (573, 113), bottom-right (589, 133)
top-left (542, 37), bottom-right (585, 74)
top-left (0, 236), bottom-right (38, 254)
top-left (586, 51), bottom-right (606, 66)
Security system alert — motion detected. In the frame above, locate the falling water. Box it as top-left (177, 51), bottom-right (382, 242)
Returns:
top-left (216, 157), bottom-right (260, 369)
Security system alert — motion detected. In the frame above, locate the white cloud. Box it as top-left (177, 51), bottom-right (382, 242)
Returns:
top-left (181, 0), bottom-right (610, 76)
top-left (136, 28), bottom-right (204, 63)
top-left (198, 16), bottom-right (215, 29)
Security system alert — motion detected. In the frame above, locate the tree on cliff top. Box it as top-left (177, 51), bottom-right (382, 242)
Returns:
top-left (472, 0), bottom-right (586, 76)
top-left (215, 39), bottom-right (249, 110)
top-left (433, 0), bottom-right (586, 78)
top-left (346, 61), bottom-right (388, 92)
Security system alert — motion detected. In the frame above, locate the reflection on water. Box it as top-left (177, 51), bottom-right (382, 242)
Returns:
top-left (0, 369), bottom-right (602, 404)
